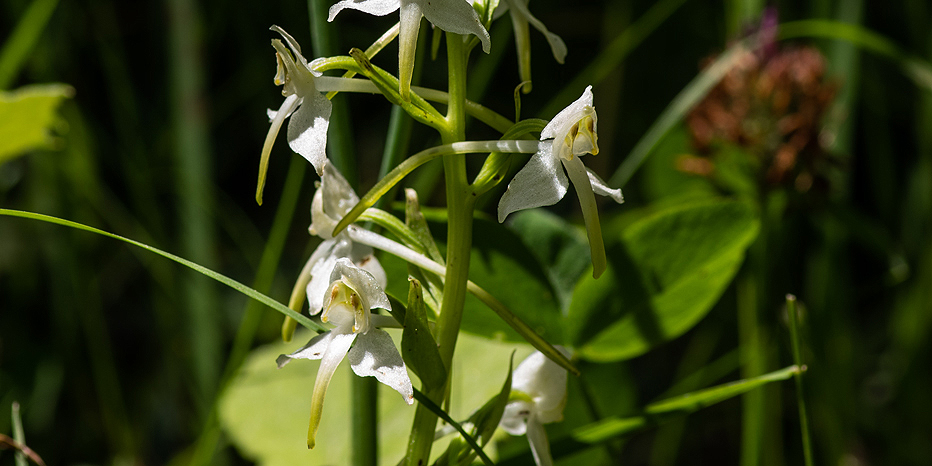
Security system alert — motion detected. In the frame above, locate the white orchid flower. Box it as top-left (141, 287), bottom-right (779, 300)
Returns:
top-left (257, 25), bottom-right (332, 205)
top-left (495, 0), bottom-right (567, 92)
top-left (278, 258), bottom-right (414, 449)
top-left (497, 85), bottom-right (623, 278)
top-left (500, 348), bottom-right (570, 466)
top-left (302, 160), bottom-right (387, 315)
top-left (328, 0), bottom-right (491, 99)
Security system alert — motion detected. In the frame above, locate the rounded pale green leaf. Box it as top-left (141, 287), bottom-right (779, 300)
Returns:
top-left (218, 331), bottom-right (534, 466)
top-left (567, 199), bottom-right (760, 362)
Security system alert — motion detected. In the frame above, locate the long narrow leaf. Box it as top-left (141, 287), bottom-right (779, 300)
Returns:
top-left (609, 43), bottom-right (747, 187)
top-left (0, 209), bottom-right (325, 332)
top-left (499, 365), bottom-right (801, 465)
top-left (412, 389), bottom-right (494, 466)
top-left (779, 19), bottom-right (932, 93)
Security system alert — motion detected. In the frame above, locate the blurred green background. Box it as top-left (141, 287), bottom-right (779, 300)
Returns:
top-left (1, 0), bottom-right (931, 465)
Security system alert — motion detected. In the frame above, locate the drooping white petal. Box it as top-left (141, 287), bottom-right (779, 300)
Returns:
top-left (417, 0), bottom-right (492, 53)
top-left (276, 330), bottom-right (335, 367)
top-left (497, 143), bottom-right (569, 222)
top-left (331, 258), bottom-right (392, 313)
top-left (563, 156), bottom-right (606, 279)
top-left (328, 0), bottom-right (401, 21)
top-left (348, 328), bottom-right (414, 404)
top-left (586, 167), bottom-right (624, 204)
top-left (305, 330), bottom-right (358, 448)
top-left (504, 0), bottom-right (566, 63)
top-left (286, 91), bottom-right (332, 175)
top-left (525, 413), bottom-right (554, 466)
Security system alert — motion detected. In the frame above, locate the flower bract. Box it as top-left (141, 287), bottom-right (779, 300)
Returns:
top-left (257, 25), bottom-right (332, 205)
top-left (278, 258), bottom-right (413, 449)
top-left (497, 85), bottom-right (623, 278)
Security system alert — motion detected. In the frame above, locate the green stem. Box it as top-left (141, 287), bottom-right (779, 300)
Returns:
top-left (352, 376), bottom-right (379, 466)
top-left (786, 295), bottom-right (814, 466)
top-left (404, 32), bottom-right (474, 466)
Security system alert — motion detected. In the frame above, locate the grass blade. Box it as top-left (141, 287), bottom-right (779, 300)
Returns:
top-left (0, 209), bottom-right (325, 333)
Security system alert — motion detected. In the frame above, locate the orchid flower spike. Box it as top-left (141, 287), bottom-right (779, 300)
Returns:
top-left (497, 85), bottom-right (623, 278)
top-left (328, 0), bottom-right (491, 100)
top-left (257, 25), bottom-right (332, 205)
top-left (500, 348), bottom-right (571, 466)
top-left (496, 0), bottom-right (567, 93)
top-left (278, 258), bottom-right (414, 449)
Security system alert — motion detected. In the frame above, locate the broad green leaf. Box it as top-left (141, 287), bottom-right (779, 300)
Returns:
top-left (568, 199), bottom-right (759, 362)
top-left (383, 217), bottom-right (563, 343)
top-left (508, 209), bottom-right (590, 311)
top-left (0, 84), bottom-right (74, 164)
top-left (218, 331), bottom-right (534, 466)
top-left (498, 365), bottom-right (801, 465)
top-left (403, 279), bottom-right (446, 390)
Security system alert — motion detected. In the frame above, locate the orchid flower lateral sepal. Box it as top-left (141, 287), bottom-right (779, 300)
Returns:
top-left (257, 25), bottom-right (332, 205)
top-left (497, 85), bottom-right (623, 278)
top-left (278, 258), bottom-right (413, 449)
top-left (328, 0), bottom-right (491, 100)
top-left (500, 347), bottom-right (571, 466)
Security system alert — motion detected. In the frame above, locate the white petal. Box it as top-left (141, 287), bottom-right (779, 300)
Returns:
top-left (270, 25), bottom-right (309, 66)
top-left (328, 0), bottom-right (401, 21)
top-left (500, 399), bottom-right (532, 435)
top-left (321, 161), bottom-right (361, 219)
top-left (306, 239), bottom-right (353, 314)
top-left (504, 0), bottom-right (566, 63)
top-left (587, 167), bottom-right (624, 203)
top-left (349, 242), bottom-right (387, 288)
top-left (348, 328), bottom-right (414, 404)
top-left (512, 347), bottom-right (569, 422)
top-left (276, 330), bottom-right (335, 367)
top-left (287, 91), bottom-right (332, 175)
top-left (331, 258), bottom-right (392, 312)
top-left (497, 143), bottom-right (568, 222)
top-left (525, 413), bottom-right (554, 466)
top-left (306, 330), bottom-right (358, 448)
top-left (416, 0), bottom-right (491, 53)
top-left (541, 85), bottom-right (594, 140)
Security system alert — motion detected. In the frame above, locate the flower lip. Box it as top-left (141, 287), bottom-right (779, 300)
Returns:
top-left (321, 281), bottom-right (370, 334)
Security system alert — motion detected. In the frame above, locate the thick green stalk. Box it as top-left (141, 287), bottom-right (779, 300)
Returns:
top-left (404, 33), bottom-right (474, 466)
